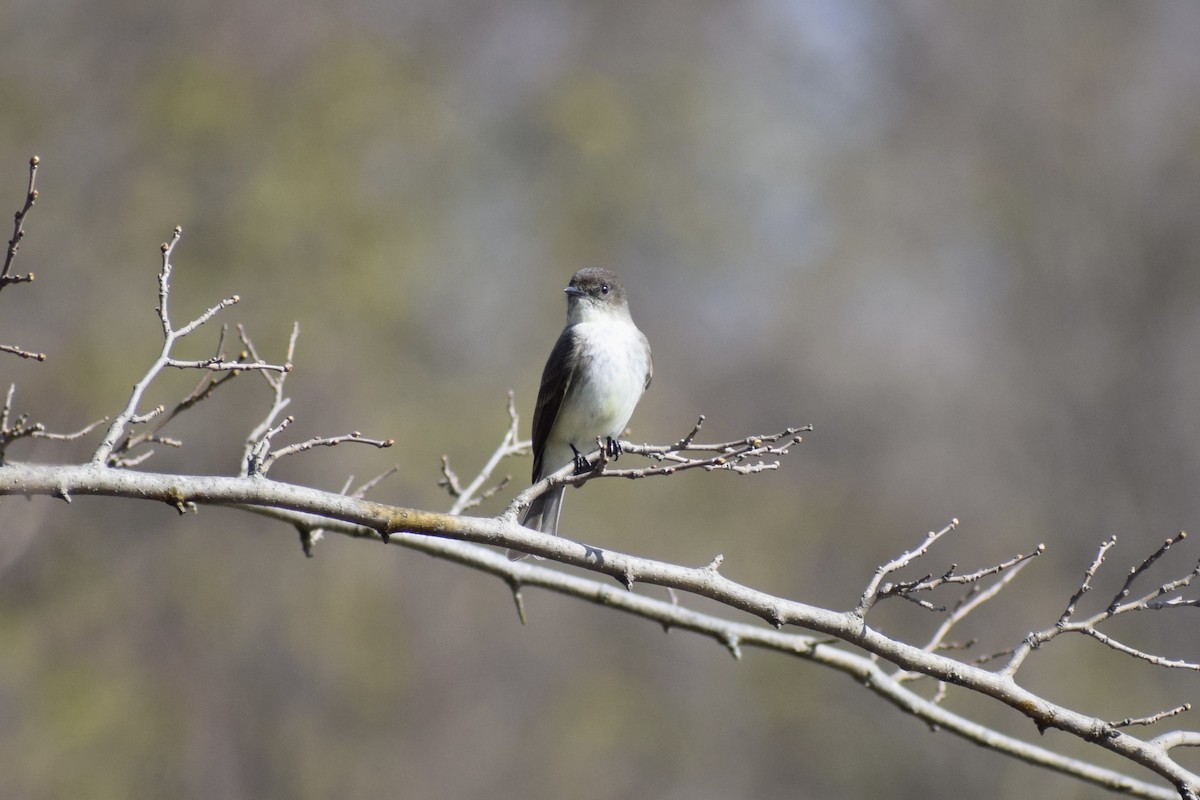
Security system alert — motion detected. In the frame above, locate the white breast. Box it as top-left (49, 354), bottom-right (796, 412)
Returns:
top-left (551, 317), bottom-right (650, 455)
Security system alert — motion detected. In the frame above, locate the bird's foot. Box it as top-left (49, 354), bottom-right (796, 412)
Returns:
top-left (605, 436), bottom-right (622, 459)
top-left (570, 444), bottom-right (590, 475)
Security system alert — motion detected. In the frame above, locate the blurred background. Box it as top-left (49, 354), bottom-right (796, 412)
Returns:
top-left (3, 1), bottom-right (1200, 797)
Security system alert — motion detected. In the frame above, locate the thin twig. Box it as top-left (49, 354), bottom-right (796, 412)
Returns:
top-left (855, 519), bottom-right (960, 616)
top-left (350, 465), bottom-right (400, 499)
top-left (445, 391), bottom-right (528, 515)
top-left (0, 343), bottom-right (46, 361)
top-left (0, 383), bottom-right (108, 459)
top-left (240, 323), bottom-right (299, 475)
top-left (252, 431), bottom-right (394, 475)
top-left (2, 155), bottom-right (40, 287)
top-left (2, 156), bottom-right (46, 360)
top-left (92, 228), bottom-right (290, 467)
top-left (1111, 705), bottom-right (1191, 729)
top-left (505, 424), bottom-right (809, 519)
top-left (1003, 534), bottom-right (1200, 678)
top-left (1108, 534), bottom-right (1186, 614)
top-left (879, 545), bottom-right (1045, 601)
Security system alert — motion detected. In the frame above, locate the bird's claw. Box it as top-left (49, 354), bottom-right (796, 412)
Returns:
top-left (605, 437), bottom-right (622, 459)
top-left (571, 444), bottom-right (590, 475)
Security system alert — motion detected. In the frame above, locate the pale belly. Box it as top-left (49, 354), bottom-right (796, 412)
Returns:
top-left (548, 321), bottom-right (649, 463)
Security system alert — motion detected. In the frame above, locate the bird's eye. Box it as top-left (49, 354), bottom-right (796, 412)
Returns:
top-left (600, 284), bottom-right (610, 294)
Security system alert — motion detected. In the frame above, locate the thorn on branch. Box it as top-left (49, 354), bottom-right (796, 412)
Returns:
top-left (764, 606), bottom-right (785, 630)
top-left (163, 489), bottom-right (194, 515)
top-left (509, 580), bottom-right (528, 625)
top-left (296, 525), bottom-right (323, 558)
top-left (617, 567), bottom-right (635, 591)
top-left (723, 633), bottom-right (743, 660)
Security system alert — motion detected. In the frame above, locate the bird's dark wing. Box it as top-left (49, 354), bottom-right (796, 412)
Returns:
top-left (530, 326), bottom-right (578, 481)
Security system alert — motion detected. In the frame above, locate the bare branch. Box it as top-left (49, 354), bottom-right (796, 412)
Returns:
top-left (0, 383), bottom-right (108, 460)
top-left (1109, 533), bottom-right (1188, 613)
top-left (895, 558), bottom-right (1038, 686)
top-left (6, 217), bottom-right (1200, 797)
top-left (350, 464), bottom-right (400, 499)
top-left (504, 424), bottom-right (809, 520)
top-left (0, 343), bottom-right (46, 361)
top-left (2, 155), bottom-right (39, 288)
top-left (1062, 535), bottom-right (1119, 625)
top-left (297, 463), bottom-right (403, 557)
top-left (252, 430), bottom-right (394, 475)
top-left (240, 323), bottom-right (299, 476)
top-left (1077, 628), bottom-right (1200, 671)
top-left (1112, 705), bottom-right (1191, 730)
top-left (1003, 535), bottom-right (1200, 679)
top-left (115, 327), bottom-right (247, 455)
top-left (1151, 732), bottom-right (1200, 753)
top-left (875, 544), bottom-right (1045, 611)
top-left (35, 416), bottom-right (110, 442)
top-left (2, 156), bottom-right (46, 361)
top-left (91, 228), bottom-right (290, 467)
top-left (675, 414), bottom-right (706, 449)
top-left (855, 518), bottom-right (960, 616)
top-left (442, 391), bottom-right (528, 516)
top-left (0, 461), bottom-right (1192, 798)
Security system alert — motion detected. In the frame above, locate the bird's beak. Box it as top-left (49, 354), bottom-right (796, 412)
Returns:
top-left (564, 286), bottom-right (585, 298)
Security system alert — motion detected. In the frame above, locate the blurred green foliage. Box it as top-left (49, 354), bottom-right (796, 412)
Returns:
top-left (3, 2), bottom-right (1200, 798)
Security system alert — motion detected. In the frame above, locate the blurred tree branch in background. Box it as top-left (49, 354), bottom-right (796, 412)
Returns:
top-left (3, 161), bottom-right (1200, 800)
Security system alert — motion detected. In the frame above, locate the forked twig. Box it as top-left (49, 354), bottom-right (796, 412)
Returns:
top-left (1002, 533), bottom-right (1200, 677)
top-left (92, 227), bottom-right (291, 467)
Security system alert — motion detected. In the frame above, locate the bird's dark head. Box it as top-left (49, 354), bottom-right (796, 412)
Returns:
top-left (564, 268), bottom-right (629, 322)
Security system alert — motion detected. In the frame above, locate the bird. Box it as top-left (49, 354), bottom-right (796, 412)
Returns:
top-left (512, 268), bottom-right (653, 559)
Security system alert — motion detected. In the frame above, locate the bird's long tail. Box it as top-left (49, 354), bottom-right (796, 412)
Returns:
top-left (508, 486), bottom-right (564, 561)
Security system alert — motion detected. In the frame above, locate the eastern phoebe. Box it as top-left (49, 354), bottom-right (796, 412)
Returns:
top-left (513, 268), bottom-right (653, 558)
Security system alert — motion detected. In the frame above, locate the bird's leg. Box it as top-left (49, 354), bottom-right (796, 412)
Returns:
top-left (570, 444), bottom-right (590, 474)
top-left (605, 437), bottom-right (622, 459)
